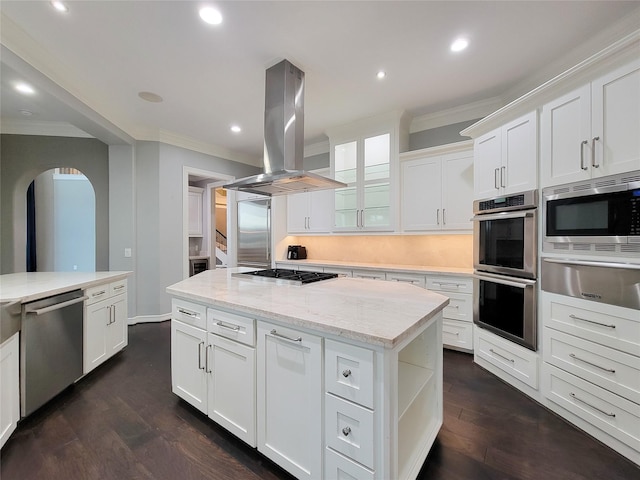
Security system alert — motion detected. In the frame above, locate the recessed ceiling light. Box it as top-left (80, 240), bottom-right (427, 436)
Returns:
top-left (376, 71), bottom-right (386, 79)
top-left (199, 6), bottom-right (223, 25)
top-left (450, 38), bottom-right (469, 53)
top-left (230, 125), bottom-right (242, 133)
top-left (15, 82), bottom-right (35, 95)
top-left (138, 91), bottom-right (163, 103)
top-left (51, 1), bottom-right (69, 13)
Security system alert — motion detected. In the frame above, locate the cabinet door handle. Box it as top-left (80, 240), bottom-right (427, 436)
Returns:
top-left (591, 136), bottom-right (600, 168)
top-left (206, 344), bottom-right (212, 373)
top-left (569, 353), bottom-right (615, 373)
top-left (436, 209), bottom-right (440, 225)
top-left (494, 168), bottom-right (500, 189)
top-left (500, 166), bottom-right (506, 187)
top-left (570, 392), bottom-right (615, 417)
top-left (216, 321), bottom-right (240, 332)
top-left (106, 305), bottom-right (112, 325)
top-left (342, 369), bottom-right (352, 378)
top-left (569, 314), bottom-right (616, 329)
top-left (178, 308), bottom-right (198, 318)
top-left (270, 329), bottom-right (302, 343)
top-left (443, 208), bottom-right (446, 225)
top-left (580, 140), bottom-right (589, 170)
top-left (198, 341), bottom-right (205, 370)
top-left (489, 348), bottom-right (515, 363)
top-left (342, 426), bottom-right (351, 436)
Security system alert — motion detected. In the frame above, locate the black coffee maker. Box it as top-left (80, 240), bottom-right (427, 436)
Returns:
top-left (287, 245), bottom-right (307, 260)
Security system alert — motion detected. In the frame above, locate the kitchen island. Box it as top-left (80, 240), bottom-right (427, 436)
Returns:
top-left (167, 268), bottom-right (449, 480)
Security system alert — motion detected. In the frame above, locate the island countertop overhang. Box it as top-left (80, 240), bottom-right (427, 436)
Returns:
top-left (166, 268), bottom-right (449, 349)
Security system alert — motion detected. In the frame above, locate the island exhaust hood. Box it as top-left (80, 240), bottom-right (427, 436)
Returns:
top-left (224, 59), bottom-right (346, 196)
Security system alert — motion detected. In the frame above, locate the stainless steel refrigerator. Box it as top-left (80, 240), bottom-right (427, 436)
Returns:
top-left (237, 198), bottom-right (271, 268)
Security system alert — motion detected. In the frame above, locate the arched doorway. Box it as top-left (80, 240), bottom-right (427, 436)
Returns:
top-left (26, 167), bottom-right (96, 272)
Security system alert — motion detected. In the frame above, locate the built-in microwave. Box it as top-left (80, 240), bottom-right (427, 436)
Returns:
top-left (543, 171), bottom-right (640, 250)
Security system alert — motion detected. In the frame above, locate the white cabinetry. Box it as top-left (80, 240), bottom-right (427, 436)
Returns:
top-left (401, 144), bottom-right (474, 231)
top-left (287, 169), bottom-right (334, 233)
top-left (541, 59), bottom-right (640, 187)
top-left (188, 186), bottom-right (204, 237)
top-left (84, 279), bottom-right (128, 374)
top-left (0, 332), bottom-right (19, 448)
top-left (257, 321), bottom-right (322, 479)
top-left (541, 292), bottom-right (640, 464)
top-left (427, 275), bottom-right (473, 352)
top-left (474, 111), bottom-right (537, 199)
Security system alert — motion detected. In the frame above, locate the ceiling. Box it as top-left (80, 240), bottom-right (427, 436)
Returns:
top-left (1, 1), bottom-right (639, 167)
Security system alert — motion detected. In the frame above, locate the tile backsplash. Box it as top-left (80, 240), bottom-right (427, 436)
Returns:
top-left (285, 234), bottom-right (472, 268)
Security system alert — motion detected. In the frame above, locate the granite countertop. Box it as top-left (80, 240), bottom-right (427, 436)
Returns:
top-left (166, 268), bottom-right (449, 349)
top-left (0, 271), bottom-right (131, 303)
top-left (275, 259), bottom-right (473, 276)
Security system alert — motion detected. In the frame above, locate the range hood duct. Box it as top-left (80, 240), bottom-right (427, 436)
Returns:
top-left (224, 59), bottom-right (346, 196)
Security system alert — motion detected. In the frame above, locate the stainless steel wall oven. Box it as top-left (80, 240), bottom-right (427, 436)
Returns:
top-left (472, 190), bottom-right (539, 351)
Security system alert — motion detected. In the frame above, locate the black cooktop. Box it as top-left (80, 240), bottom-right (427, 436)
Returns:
top-left (236, 268), bottom-right (338, 285)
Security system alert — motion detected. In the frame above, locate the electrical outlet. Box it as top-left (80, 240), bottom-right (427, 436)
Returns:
top-left (124, 248), bottom-right (132, 258)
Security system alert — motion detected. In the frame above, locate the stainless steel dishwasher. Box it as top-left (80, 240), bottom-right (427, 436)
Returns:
top-left (21, 289), bottom-right (87, 417)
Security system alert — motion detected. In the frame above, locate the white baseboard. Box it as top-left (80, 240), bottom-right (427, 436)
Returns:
top-left (128, 313), bottom-right (171, 325)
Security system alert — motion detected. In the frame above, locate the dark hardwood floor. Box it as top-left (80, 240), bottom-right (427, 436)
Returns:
top-left (1, 321), bottom-right (637, 480)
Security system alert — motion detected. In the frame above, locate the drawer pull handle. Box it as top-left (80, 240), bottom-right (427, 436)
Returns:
top-left (570, 392), bottom-right (615, 417)
top-left (569, 314), bottom-right (615, 329)
top-left (113, 285), bottom-right (125, 290)
top-left (569, 353), bottom-right (615, 373)
top-left (178, 308), bottom-right (198, 318)
top-left (92, 290), bottom-right (106, 297)
top-left (342, 426), bottom-right (351, 436)
top-left (392, 278), bottom-right (417, 284)
top-left (434, 282), bottom-right (461, 288)
top-left (342, 369), bottom-right (352, 378)
top-left (216, 321), bottom-right (240, 332)
top-left (443, 330), bottom-right (459, 336)
top-left (447, 305), bottom-right (460, 309)
top-left (489, 348), bottom-right (515, 363)
top-left (270, 329), bottom-right (302, 343)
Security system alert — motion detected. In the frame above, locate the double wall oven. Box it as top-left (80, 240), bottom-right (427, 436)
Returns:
top-left (472, 190), bottom-right (538, 351)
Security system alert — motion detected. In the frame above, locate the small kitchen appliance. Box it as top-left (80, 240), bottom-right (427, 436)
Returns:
top-left (287, 245), bottom-right (307, 260)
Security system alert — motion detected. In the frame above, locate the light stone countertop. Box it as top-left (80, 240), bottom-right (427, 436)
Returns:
top-left (0, 271), bottom-right (131, 303)
top-left (166, 268), bottom-right (449, 349)
top-left (275, 259), bottom-right (473, 276)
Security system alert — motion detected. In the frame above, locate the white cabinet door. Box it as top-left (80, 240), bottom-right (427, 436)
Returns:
top-left (84, 298), bottom-right (110, 373)
top-left (441, 152), bottom-right (474, 230)
top-left (257, 321), bottom-right (322, 479)
top-left (287, 192), bottom-right (309, 233)
top-left (171, 319), bottom-right (208, 414)
top-left (108, 294), bottom-right (128, 355)
top-left (207, 333), bottom-right (256, 447)
top-left (474, 130), bottom-right (502, 199)
top-left (502, 111), bottom-right (537, 195)
top-left (0, 333), bottom-right (19, 448)
top-left (541, 85), bottom-right (592, 186)
top-left (592, 59), bottom-right (640, 177)
top-left (308, 188), bottom-right (334, 232)
top-left (402, 156), bottom-right (441, 231)
top-left (188, 188), bottom-right (204, 237)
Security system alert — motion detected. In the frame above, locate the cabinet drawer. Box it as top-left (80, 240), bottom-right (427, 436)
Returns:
top-left (352, 269), bottom-right (385, 281)
top-left (172, 299), bottom-right (206, 329)
top-left (544, 364), bottom-right (640, 452)
top-left (325, 393), bottom-right (374, 470)
top-left (385, 272), bottom-right (426, 288)
top-left (544, 328), bottom-right (640, 404)
top-left (543, 292), bottom-right (640, 357)
top-left (85, 283), bottom-right (111, 305)
top-left (476, 328), bottom-right (538, 389)
top-left (109, 279), bottom-right (127, 296)
top-left (426, 275), bottom-right (472, 294)
top-left (208, 308), bottom-right (255, 347)
top-left (442, 291), bottom-right (472, 322)
top-left (324, 267), bottom-right (353, 277)
top-left (443, 319), bottom-right (473, 352)
top-left (325, 447), bottom-right (374, 480)
top-left (325, 339), bottom-right (375, 409)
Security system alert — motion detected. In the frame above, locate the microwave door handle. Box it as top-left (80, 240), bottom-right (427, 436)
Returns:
top-left (542, 258), bottom-right (640, 270)
top-left (472, 210), bottom-right (535, 222)
top-left (474, 273), bottom-right (536, 288)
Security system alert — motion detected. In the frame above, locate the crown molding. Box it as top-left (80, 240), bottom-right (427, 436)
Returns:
top-left (304, 140), bottom-right (330, 157)
top-left (399, 140), bottom-right (474, 161)
top-left (409, 97), bottom-right (504, 134)
top-left (0, 118), bottom-right (93, 138)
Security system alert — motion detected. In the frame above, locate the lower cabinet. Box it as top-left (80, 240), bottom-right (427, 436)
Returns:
top-left (84, 280), bottom-right (128, 374)
top-left (257, 321), bottom-right (322, 479)
top-left (0, 332), bottom-right (19, 449)
top-left (171, 318), bottom-right (208, 413)
top-left (426, 275), bottom-right (473, 352)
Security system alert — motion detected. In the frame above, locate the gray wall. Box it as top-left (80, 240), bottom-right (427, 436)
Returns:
top-left (1, 134), bottom-right (109, 274)
top-left (408, 118), bottom-right (480, 151)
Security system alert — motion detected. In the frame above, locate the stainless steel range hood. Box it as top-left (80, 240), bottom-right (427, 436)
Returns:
top-left (224, 59), bottom-right (346, 196)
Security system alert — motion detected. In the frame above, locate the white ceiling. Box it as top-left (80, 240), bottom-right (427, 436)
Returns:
top-left (1, 1), bottom-right (639, 166)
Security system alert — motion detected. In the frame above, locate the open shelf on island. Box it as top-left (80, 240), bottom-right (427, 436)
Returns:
top-left (398, 361), bottom-right (434, 421)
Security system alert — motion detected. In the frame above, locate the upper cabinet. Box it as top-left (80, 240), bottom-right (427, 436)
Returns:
top-left (473, 111), bottom-right (538, 199)
top-left (401, 142), bottom-right (474, 232)
top-left (188, 186), bottom-right (204, 237)
top-left (287, 168), bottom-right (334, 234)
top-left (541, 59), bottom-right (640, 187)
top-left (328, 111), bottom-right (409, 233)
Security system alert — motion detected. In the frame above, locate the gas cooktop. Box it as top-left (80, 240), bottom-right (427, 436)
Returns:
top-left (233, 268), bottom-right (338, 285)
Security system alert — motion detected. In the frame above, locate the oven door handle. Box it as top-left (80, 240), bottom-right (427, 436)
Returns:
top-left (542, 258), bottom-right (640, 270)
top-left (474, 272), bottom-right (537, 288)
top-left (471, 210), bottom-right (535, 222)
